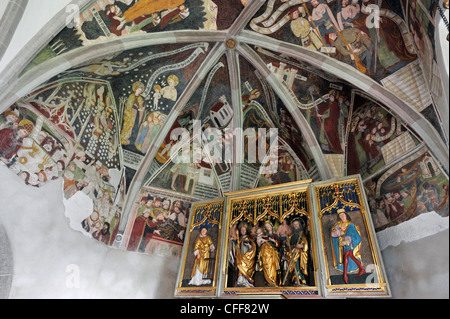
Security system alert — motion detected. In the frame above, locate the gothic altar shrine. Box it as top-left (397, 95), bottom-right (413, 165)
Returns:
top-left (175, 175), bottom-right (391, 299)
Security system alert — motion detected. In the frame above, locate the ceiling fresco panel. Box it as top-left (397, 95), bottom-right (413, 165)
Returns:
top-left (247, 0), bottom-right (417, 83)
top-left (239, 54), bottom-right (315, 189)
top-left (146, 54), bottom-right (231, 199)
top-left (21, 0), bottom-right (246, 74)
top-left (0, 104), bottom-right (72, 188)
top-left (0, 0), bottom-right (447, 263)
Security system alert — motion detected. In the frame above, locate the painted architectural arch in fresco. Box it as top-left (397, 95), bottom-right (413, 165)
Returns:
top-left (239, 54), bottom-right (315, 189)
top-left (146, 54), bottom-right (231, 199)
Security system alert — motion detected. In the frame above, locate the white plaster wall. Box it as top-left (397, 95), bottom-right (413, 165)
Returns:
top-left (382, 229), bottom-right (449, 299)
top-left (0, 0), bottom-right (71, 74)
top-left (0, 165), bottom-right (180, 299)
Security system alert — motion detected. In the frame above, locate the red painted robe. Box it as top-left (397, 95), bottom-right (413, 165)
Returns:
top-left (0, 128), bottom-right (24, 160)
top-left (316, 100), bottom-right (343, 154)
top-left (127, 215), bottom-right (158, 251)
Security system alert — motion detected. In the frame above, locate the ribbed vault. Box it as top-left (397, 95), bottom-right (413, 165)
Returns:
top-left (0, 0), bottom-right (448, 255)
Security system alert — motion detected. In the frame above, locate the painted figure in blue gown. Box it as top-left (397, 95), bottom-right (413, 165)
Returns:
top-left (330, 209), bottom-right (366, 284)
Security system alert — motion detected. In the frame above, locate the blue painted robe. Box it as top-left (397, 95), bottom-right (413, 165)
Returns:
top-left (331, 221), bottom-right (362, 273)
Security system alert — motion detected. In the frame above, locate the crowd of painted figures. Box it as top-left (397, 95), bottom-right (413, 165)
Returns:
top-left (0, 107), bottom-right (69, 188)
top-left (127, 193), bottom-right (190, 252)
top-left (251, 0), bottom-right (417, 79)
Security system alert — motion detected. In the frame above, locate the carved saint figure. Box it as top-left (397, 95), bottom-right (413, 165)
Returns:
top-left (257, 221), bottom-right (281, 287)
top-left (234, 221), bottom-right (257, 287)
top-left (284, 219), bottom-right (309, 286)
top-left (189, 226), bottom-right (215, 286)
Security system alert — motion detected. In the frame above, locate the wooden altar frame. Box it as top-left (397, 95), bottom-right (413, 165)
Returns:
top-left (174, 175), bottom-right (391, 299)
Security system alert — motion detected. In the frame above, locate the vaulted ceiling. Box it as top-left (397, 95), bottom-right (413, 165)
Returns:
top-left (0, 0), bottom-right (448, 254)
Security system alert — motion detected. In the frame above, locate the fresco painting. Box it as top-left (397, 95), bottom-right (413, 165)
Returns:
top-left (0, 105), bottom-right (71, 188)
top-left (0, 0), bottom-right (447, 267)
top-left (147, 54), bottom-right (231, 197)
top-left (239, 55), bottom-right (314, 188)
top-left (122, 186), bottom-right (195, 257)
top-left (176, 199), bottom-right (223, 297)
top-left (364, 148), bottom-right (449, 231)
top-left (345, 93), bottom-right (423, 178)
top-left (148, 145), bottom-right (223, 200)
top-left (27, 81), bottom-right (122, 169)
top-left (255, 47), bottom-right (352, 157)
top-left (248, 0), bottom-right (417, 82)
top-left (257, 143), bottom-right (307, 188)
top-left (23, 0), bottom-right (247, 73)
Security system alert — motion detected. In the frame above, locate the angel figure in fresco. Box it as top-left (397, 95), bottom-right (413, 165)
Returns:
top-left (76, 59), bottom-right (126, 76)
top-left (232, 221), bottom-right (257, 287)
top-left (331, 209), bottom-right (366, 284)
top-left (257, 220), bottom-right (281, 287)
top-left (283, 219), bottom-right (309, 286)
top-left (188, 226), bottom-right (215, 286)
top-left (120, 81), bottom-right (145, 145)
top-left (160, 75), bottom-right (179, 102)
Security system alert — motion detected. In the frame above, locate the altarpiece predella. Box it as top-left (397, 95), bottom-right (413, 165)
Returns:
top-left (175, 175), bottom-right (390, 299)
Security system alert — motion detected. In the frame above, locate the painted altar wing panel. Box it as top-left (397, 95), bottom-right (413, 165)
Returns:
top-left (311, 175), bottom-right (391, 298)
top-left (175, 198), bottom-right (224, 297)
